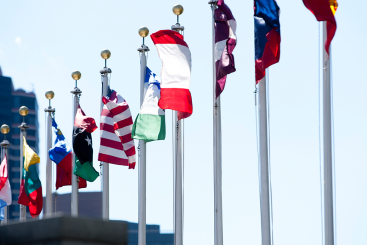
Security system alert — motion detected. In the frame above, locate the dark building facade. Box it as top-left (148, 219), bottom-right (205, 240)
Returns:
top-left (0, 67), bottom-right (39, 220)
top-left (48, 192), bottom-right (174, 245)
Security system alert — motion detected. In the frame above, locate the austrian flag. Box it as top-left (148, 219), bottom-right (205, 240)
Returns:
top-left (151, 30), bottom-right (193, 120)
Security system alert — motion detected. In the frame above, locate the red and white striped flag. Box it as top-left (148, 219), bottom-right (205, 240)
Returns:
top-left (98, 90), bottom-right (136, 169)
top-left (151, 30), bottom-right (192, 120)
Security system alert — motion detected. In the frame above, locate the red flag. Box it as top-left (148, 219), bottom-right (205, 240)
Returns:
top-left (303, 0), bottom-right (338, 54)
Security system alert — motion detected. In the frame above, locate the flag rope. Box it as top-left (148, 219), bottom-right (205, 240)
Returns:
top-left (330, 47), bottom-right (338, 245)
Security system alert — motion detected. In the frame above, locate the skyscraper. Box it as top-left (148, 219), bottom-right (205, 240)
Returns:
top-left (0, 67), bottom-right (39, 220)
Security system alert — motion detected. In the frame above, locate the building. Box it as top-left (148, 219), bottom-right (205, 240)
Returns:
top-left (0, 67), bottom-right (39, 220)
top-left (47, 192), bottom-right (174, 245)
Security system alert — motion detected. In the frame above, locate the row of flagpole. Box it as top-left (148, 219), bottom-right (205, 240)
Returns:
top-left (0, 2), bottom-right (336, 245)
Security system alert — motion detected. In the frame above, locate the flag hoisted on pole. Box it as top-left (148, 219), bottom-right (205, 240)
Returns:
top-left (18, 106), bottom-right (29, 221)
top-left (208, 0), bottom-right (237, 243)
top-left (70, 71), bottom-right (82, 217)
top-left (100, 49), bottom-right (112, 220)
top-left (44, 90), bottom-right (55, 216)
top-left (137, 26), bottom-right (150, 245)
top-left (49, 118), bottom-right (87, 190)
top-left (254, 1), bottom-right (281, 244)
top-left (150, 4), bottom-right (193, 245)
top-left (302, 1), bottom-right (338, 244)
top-left (0, 124), bottom-right (11, 224)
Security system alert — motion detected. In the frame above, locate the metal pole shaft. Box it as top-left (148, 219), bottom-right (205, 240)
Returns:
top-left (71, 94), bottom-right (79, 216)
top-left (174, 114), bottom-right (183, 245)
top-left (258, 76), bottom-right (271, 245)
top-left (211, 4), bottom-right (223, 245)
top-left (101, 73), bottom-right (109, 220)
top-left (45, 111), bottom-right (53, 215)
top-left (19, 129), bottom-right (27, 221)
top-left (138, 50), bottom-right (147, 245)
top-left (323, 21), bottom-right (334, 245)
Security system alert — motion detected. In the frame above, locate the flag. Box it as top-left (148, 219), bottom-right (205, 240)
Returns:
top-left (73, 106), bottom-right (99, 182)
top-left (214, 0), bottom-right (237, 98)
top-left (254, 0), bottom-right (281, 84)
top-left (0, 155), bottom-right (11, 221)
top-left (23, 136), bottom-right (40, 172)
top-left (151, 30), bottom-right (192, 120)
top-left (49, 118), bottom-right (86, 190)
top-left (18, 139), bottom-right (42, 218)
top-left (100, 90), bottom-right (136, 169)
top-left (132, 67), bottom-right (166, 142)
top-left (303, 0), bottom-right (337, 55)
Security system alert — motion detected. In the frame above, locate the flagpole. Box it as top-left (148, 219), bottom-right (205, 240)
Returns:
top-left (71, 71), bottom-right (82, 217)
top-left (171, 5), bottom-right (184, 245)
top-left (208, 1), bottom-right (224, 245)
top-left (137, 27), bottom-right (149, 245)
top-left (258, 73), bottom-right (271, 245)
top-left (18, 106), bottom-right (29, 221)
top-left (100, 49), bottom-right (112, 220)
top-left (323, 21), bottom-right (334, 245)
top-left (0, 124), bottom-right (10, 224)
top-left (45, 91), bottom-right (55, 216)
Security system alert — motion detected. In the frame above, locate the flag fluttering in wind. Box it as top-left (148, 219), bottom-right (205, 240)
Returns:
top-left (214, 0), bottom-right (237, 98)
top-left (73, 106), bottom-right (99, 182)
top-left (99, 90), bottom-right (136, 169)
top-left (0, 155), bottom-right (11, 221)
top-left (23, 137), bottom-right (40, 172)
top-left (18, 138), bottom-right (42, 218)
top-left (151, 30), bottom-right (192, 120)
top-left (303, 0), bottom-right (337, 54)
top-left (132, 67), bottom-right (166, 142)
top-left (49, 118), bottom-right (86, 190)
top-left (254, 0), bottom-right (281, 84)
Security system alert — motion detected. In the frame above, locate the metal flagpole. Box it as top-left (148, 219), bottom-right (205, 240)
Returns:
top-left (100, 49), bottom-right (112, 220)
top-left (209, 1), bottom-right (224, 245)
top-left (0, 124), bottom-right (10, 224)
top-left (18, 106), bottom-right (29, 221)
top-left (171, 4), bottom-right (184, 245)
top-left (258, 74), bottom-right (271, 245)
top-left (45, 90), bottom-right (55, 216)
top-left (137, 27), bottom-right (150, 245)
top-left (70, 71), bottom-right (82, 217)
top-left (323, 21), bottom-right (334, 245)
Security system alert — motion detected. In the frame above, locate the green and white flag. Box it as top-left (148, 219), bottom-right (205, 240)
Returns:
top-left (132, 67), bottom-right (166, 142)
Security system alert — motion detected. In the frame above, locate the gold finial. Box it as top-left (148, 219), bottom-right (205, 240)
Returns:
top-left (101, 49), bottom-right (111, 60)
top-left (0, 124), bottom-right (10, 135)
top-left (138, 27), bottom-right (149, 38)
top-left (71, 71), bottom-right (81, 80)
top-left (172, 4), bottom-right (184, 15)
top-left (19, 106), bottom-right (29, 116)
top-left (45, 90), bottom-right (54, 100)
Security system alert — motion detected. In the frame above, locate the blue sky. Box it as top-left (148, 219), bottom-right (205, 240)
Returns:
top-left (0, 0), bottom-right (366, 244)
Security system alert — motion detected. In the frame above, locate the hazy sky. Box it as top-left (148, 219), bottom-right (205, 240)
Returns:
top-left (0, 0), bottom-right (366, 244)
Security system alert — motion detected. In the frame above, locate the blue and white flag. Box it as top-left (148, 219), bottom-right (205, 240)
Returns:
top-left (132, 67), bottom-right (166, 142)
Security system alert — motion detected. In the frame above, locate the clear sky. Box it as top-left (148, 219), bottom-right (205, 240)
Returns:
top-left (0, 0), bottom-right (366, 244)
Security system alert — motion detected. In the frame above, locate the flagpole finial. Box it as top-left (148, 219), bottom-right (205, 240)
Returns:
top-left (19, 106), bottom-right (29, 117)
top-left (71, 71), bottom-right (81, 81)
top-left (45, 90), bottom-right (54, 100)
top-left (139, 27), bottom-right (149, 38)
top-left (173, 4), bottom-right (184, 15)
top-left (1, 124), bottom-right (9, 135)
top-left (101, 49), bottom-right (111, 60)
